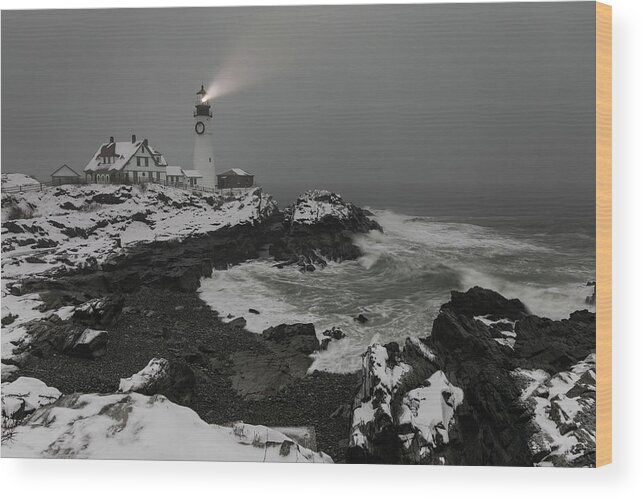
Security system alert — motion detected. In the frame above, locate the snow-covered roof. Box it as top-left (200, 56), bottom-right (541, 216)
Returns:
top-left (183, 169), bottom-right (203, 178)
top-left (84, 139), bottom-right (167, 173)
top-left (51, 164), bottom-right (80, 177)
top-left (166, 166), bottom-right (183, 177)
top-left (218, 168), bottom-right (252, 177)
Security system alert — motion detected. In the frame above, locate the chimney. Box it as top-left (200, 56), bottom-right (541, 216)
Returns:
top-left (109, 136), bottom-right (114, 143)
top-left (132, 134), bottom-right (137, 143)
top-left (142, 138), bottom-right (148, 147)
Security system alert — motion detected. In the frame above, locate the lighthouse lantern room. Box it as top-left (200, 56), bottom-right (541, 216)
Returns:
top-left (193, 84), bottom-right (216, 189)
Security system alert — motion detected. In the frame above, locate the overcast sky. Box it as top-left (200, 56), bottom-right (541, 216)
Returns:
top-left (2, 3), bottom-right (595, 214)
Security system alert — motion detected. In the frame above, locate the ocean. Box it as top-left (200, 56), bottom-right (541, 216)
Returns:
top-left (198, 201), bottom-right (596, 373)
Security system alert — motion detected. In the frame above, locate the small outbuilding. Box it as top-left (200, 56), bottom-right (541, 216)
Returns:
top-left (216, 169), bottom-right (254, 190)
top-left (51, 164), bottom-right (81, 186)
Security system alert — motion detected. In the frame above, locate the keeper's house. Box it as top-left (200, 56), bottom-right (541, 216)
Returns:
top-left (84, 135), bottom-right (201, 187)
top-left (216, 168), bottom-right (254, 189)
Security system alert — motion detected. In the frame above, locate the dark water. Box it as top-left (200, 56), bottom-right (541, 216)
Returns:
top-left (199, 208), bottom-right (595, 373)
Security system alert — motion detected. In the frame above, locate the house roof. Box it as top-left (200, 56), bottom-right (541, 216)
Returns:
top-left (183, 169), bottom-right (203, 178)
top-left (84, 139), bottom-right (167, 173)
top-left (166, 166), bottom-right (183, 177)
top-left (217, 168), bottom-right (252, 177)
top-left (51, 164), bottom-right (80, 177)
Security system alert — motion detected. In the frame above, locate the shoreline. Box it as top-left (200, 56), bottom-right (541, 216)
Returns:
top-left (16, 286), bottom-right (359, 462)
top-left (1, 183), bottom-right (597, 465)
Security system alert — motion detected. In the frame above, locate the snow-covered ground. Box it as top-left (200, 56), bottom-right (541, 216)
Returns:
top-left (1, 180), bottom-right (277, 373)
top-left (1, 173), bottom-right (40, 190)
top-left (2, 180), bottom-right (277, 281)
top-left (1, 377), bottom-right (331, 462)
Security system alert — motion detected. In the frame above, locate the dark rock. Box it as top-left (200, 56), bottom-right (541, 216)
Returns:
top-left (1, 313), bottom-right (18, 326)
top-left (322, 327), bottom-right (345, 340)
top-left (25, 256), bottom-right (46, 264)
top-left (68, 328), bottom-right (108, 359)
top-left (442, 286), bottom-right (529, 321)
top-left (268, 191), bottom-right (382, 269)
top-left (4, 221), bottom-right (24, 233)
top-left (119, 358), bottom-right (196, 406)
top-left (354, 314), bottom-right (368, 324)
top-left (248, 308), bottom-right (260, 314)
top-left (72, 295), bottom-right (124, 327)
top-left (262, 323), bottom-right (320, 355)
top-left (229, 317), bottom-right (247, 329)
top-left (514, 311), bottom-right (595, 374)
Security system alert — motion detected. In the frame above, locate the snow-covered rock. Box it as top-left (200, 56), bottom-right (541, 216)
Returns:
top-left (348, 287), bottom-right (597, 466)
top-left (1, 376), bottom-right (61, 420)
top-left (285, 190), bottom-right (380, 232)
top-left (397, 371), bottom-right (464, 462)
top-left (70, 328), bottom-right (108, 359)
top-left (349, 343), bottom-right (411, 460)
top-left (2, 389), bottom-right (332, 462)
top-left (270, 190), bottom-right (381, 271)
top-left (515, 354), bottom-right (596, 467)
top-left (287, 190), bottom-right (351, 226)
top-left (119, 358), bottom-right (170, 393)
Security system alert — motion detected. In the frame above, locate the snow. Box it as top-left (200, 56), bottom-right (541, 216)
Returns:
top-left (220, 168), bottom-right (252, 176)
top-left (407, 337), bottom-right (436, 361)
top-left (76, 328), bottom-right (106, 345)
top-left (399, 371), bottom-right (464, 452)
top-left (1, 377), bottom-right (61, 419)
top-left (166, 166), bottom-right (183, 177)
top-left (2, 387), bottom-right (332, 462)
top-left (1, 173), bottom-right (40, 190)
top-left (287, 190), bottom-right (351, 225)
top-left (513, 354), bottom-right (596, 466)
top-left (183, 169), bottom-right (202, 178)
top-left (1, 183), bottom-right (275, 279)
top-left (350, 344), bottom-right (410, 448)
top-left (119, 358), bottom-right (169, 393)
top-left (474, 315), bottom-right (517, 348)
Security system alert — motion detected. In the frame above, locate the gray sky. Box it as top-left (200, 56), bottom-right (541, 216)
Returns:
top-left (2, 3), bottom-right (595, 215)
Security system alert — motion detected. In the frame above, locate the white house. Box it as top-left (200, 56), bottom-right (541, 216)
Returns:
top-left (84, 135), bottom-right (204, 188)
top-left (83, 135), bottom-right (171, 185)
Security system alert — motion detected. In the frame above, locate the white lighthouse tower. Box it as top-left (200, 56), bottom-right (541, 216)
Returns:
top-left (193, 84), bottom-right (216, 189)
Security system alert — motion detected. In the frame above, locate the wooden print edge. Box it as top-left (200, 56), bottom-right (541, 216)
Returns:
top-left (595, 1), bottom-right (612, 468)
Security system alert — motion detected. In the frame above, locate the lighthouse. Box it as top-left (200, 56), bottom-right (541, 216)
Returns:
top-left (193, 84), bottom-right (215, 189)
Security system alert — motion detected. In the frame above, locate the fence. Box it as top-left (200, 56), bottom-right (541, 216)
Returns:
top-left (2, 178), bottom-right (253, 196)
top-left (1, 182), bottom-right (47, 194)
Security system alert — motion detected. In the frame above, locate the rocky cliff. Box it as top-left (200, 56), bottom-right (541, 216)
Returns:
top-left (269, 190), bottom-right (382, 271)
top-left (348, 287), bottom-right (596, 467)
